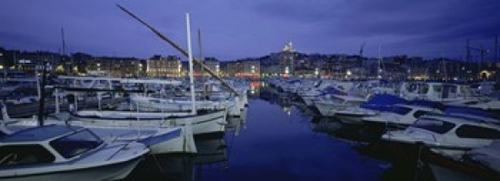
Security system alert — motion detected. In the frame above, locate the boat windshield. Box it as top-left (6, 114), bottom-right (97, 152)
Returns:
top-left (50, 129), bottom-right (103, 159)
top-left (0, 145), bottom-right (55, 166)
top-left (410, 118), bottom-right (455, 134)
top-left (386, 106), bottom-right (412, 115)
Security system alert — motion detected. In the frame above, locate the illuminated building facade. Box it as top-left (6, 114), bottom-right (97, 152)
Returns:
top-left (87, 57), bottom-right (145, 77)
top-left (147, 55), bottom-right (182, 77)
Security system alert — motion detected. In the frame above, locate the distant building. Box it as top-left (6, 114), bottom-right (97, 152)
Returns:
top-left (87, 57), bottom-right (144, 77)
top-left (71, 52), bottom-right (93, 74)
top-left (223, 60), bottom-right (260, 78)
top-left (238, 60), bottom-right (260, 78)
top-left (261, 64), bottom-right (280, 77)
top-left (147, 55), bottom-right (182, 77)
top-left (195, 57), bottom-right (220, 77)
top-left (225, 61), bottom-right (241, 77)
top-left (280, 41), bottom-right (295, 77)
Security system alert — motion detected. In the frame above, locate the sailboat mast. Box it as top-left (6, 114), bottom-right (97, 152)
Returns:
top-left (359, 42), bottom-right (365, 79)
top-left (442, 50), bottom-right (447, 82)
top-left (495, 36), bottom-right (498, 65)
top-left (198, 29), bottom-right (204, 79)
top-left (198, 29), bottom-right (206, 98)
top-left (61, 27), bottom-right (68, 75)
top-left (378, 44), bottom-right (382, 79)
top-left (466, 39), bottom-right (470, 63)
top-left (186, 13), bottom-right (196, 115)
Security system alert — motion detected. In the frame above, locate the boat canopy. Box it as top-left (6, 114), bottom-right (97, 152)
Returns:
top-left (360, 94), bottom-right (407, 111)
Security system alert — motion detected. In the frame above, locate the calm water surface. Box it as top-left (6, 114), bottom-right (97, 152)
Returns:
top-left (126, 88), bottom-right (392, 181)
top-left (199, 99), bottom-right (386, 181)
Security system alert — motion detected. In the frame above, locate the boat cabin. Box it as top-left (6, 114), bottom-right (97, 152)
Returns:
top-left (0, 125), bottom-right (103, 166)
top-left (400, 82), bottom-right (481, 104)
top-left (397, 114), bottom-right (500, 149)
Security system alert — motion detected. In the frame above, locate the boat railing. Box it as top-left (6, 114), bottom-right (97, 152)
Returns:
top-left (106, 142), bottom-right (134, 161)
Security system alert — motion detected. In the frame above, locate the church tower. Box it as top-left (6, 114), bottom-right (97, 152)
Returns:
top-left (280, 41), bottom-right (295, 77)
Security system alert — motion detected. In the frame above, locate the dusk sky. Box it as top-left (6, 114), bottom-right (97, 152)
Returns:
top-left (1, 0), bottom-right (499, 61)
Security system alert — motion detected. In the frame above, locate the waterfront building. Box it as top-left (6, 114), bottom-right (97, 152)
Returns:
top-left (238, 60), bottom-right (260, 78)
top-left (224, 61), bottom-right (239, 77)
top-left (71, 52), bottom-right (93, 75)
top-left (87, 57), bottom-right (144, 77)
top-left (223, 60), bottom-right (260, 78)
top-left (146, 55), bottom-right (182, 78)
top-left (3, 51), bottom-right (62, 74)
top-left (195, 57), bottom-right (220, 77)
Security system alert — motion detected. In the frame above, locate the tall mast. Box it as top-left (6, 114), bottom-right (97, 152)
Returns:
top-left (378, 44), bottom-right (382, 79)
top-left (359, 42), bottom-right (365, 79)
top-left (496, 36), bottom-right (499, 82)
top-left (442, 50), bottom-right (447, 82)
top-left (186, 13), bottom-right (196, 115)
top-left (495, 36), bottom-right (498, 64)
top-left (198, 29), bottom-right (204, 79)
top-left (466, 39), bottom-right (470, 63)
top-left (61, 27), bottom-right (66, 56)
top-left (61, 27), bottom-right (68, 75)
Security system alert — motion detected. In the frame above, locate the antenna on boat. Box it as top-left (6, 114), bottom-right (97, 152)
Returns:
top-left (115, 4), bottom-right (240, 96)
top-left (186, 13), bottom-right (196, 115)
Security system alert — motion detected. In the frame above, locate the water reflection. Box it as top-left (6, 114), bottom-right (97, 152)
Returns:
top-left (260, 84), bottom-right (438, 181)
top-left (124, 153), bottom-right (195, 181)
top-left (124, 116), bottom-right (245, 181)
top-left (247, 81), bottom-right (261, 98)
top-left (125, 83), bottom-right (391, 181)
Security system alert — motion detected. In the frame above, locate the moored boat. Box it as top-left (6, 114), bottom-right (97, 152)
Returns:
top-left (0, 124), bottom-right (149, 181)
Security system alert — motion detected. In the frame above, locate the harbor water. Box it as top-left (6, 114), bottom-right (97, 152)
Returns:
top-left (122, 85), bottom-right (426, 181)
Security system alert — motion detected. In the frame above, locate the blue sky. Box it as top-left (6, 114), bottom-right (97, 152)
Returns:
top-left (1, 0), bottom-right (499, 61)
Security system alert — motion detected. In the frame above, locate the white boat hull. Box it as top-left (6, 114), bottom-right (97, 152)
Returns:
top-left (314, 101), bottom-right (343, 117)
top-left (0, 155), bottom-right (143, 181)
top-left (71, 109), bottom-right (228, 135)
top-left (5, 119), bottom-right (198, 155)
top-left (89, 126), bottom-right (197, 155)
